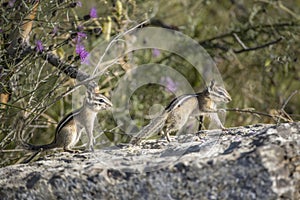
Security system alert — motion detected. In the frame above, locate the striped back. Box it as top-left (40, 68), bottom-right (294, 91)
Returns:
top-left (55, 109), bottom-right (79, 135)
top-left (165, 94), bottom-right (198, 112)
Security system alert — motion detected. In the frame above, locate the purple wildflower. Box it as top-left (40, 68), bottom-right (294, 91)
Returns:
top-left (77, 25), bottom-right (84, 31)
top-left (36, 40), bottom-right (43, 52)
top-left (76, 44), bottom-right (89, 62)
top-left (77, 32), bottom-right (87, 42)
top-left (76, 1), bottom-right (82, 7)
top-left (51, 26), bottom-right (58, 35)
top-left (161, 77), bottom-right (179, 93)
top-left (152, 49), bottom-right (161, 57)
top-left (8, 0), bottom-right (16, 7)
top-left (89, 7), bottom-right (98, 18)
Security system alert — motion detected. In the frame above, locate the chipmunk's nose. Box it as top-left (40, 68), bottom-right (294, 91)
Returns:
top-left (226, 95), bottom-right (232, 102)
top-left (106, 100), bottom-right (113, 107)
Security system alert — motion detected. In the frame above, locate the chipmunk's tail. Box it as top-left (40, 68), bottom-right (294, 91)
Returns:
top-left (130, 112), bottom-right (169, 145)
top-left (20, 140), bottom-right (56, 151)
top-left (16, 116), bottom-right (56, 151)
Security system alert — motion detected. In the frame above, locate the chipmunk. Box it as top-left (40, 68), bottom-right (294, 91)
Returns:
top-left (130, 80), bottom-right (231, 144)
top-left (20, 87), bottom-right (112, 152)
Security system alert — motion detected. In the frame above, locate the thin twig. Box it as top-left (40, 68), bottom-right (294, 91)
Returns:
top-left (0, 149), bottom-right (29, 153)
top-left (255, 0), bottom-right (300, 20)
top-left (233, 37), bottom-right (282, 54)
top-left (8, 44), bottom-right (97, 89)
top-left (277, 90), bottom-right (298, 124)
top-left (225, 107), bottom-right (292, 122)
top-left (233, 33), bottom-right (248, 49)
top-left (199, 22), bottom-right (297, 44)
top-left (93, 20), bottom-right (150, 75)
top-left (281, 90), bottom-right (298, 110)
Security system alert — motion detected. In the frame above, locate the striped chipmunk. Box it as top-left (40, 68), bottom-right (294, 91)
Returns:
top-left (20, 87), bottom-right (112, 152)
top-left (130, 80), bottom-right (231, 144)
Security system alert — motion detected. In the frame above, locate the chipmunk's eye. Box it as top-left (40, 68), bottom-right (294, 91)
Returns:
top-left (99, 99), bottom-right (105, 103)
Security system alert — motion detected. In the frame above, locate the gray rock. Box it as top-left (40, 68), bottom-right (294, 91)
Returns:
top-left (0, 123), bottom-right (299, 199)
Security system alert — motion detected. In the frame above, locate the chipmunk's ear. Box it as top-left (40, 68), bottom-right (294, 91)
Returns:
top-left (93, 86), bottom-right (100, 94)
top-left (88, 85), bottom-right (100, 93)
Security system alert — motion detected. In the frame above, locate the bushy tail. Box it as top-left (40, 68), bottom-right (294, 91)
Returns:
top-left (16, 117), bottom-right (56, 151)
top-left (130, 112), bottom-right (168, 145)
top-left (20, 141), bottom-right (56, 151)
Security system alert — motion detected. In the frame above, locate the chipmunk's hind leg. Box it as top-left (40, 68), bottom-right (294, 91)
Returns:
top-left (57, 124), bottom-right (78, 153)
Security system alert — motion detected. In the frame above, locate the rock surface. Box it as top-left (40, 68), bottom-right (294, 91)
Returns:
top-left (0, 123), bottom-right (299, 199)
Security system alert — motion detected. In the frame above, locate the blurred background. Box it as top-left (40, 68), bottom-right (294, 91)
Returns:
top-left (0, 0), bottom-right (299, 166)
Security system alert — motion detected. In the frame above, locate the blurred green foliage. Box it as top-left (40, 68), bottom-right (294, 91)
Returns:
top-left (0, 0), bottom-right (299, 166)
